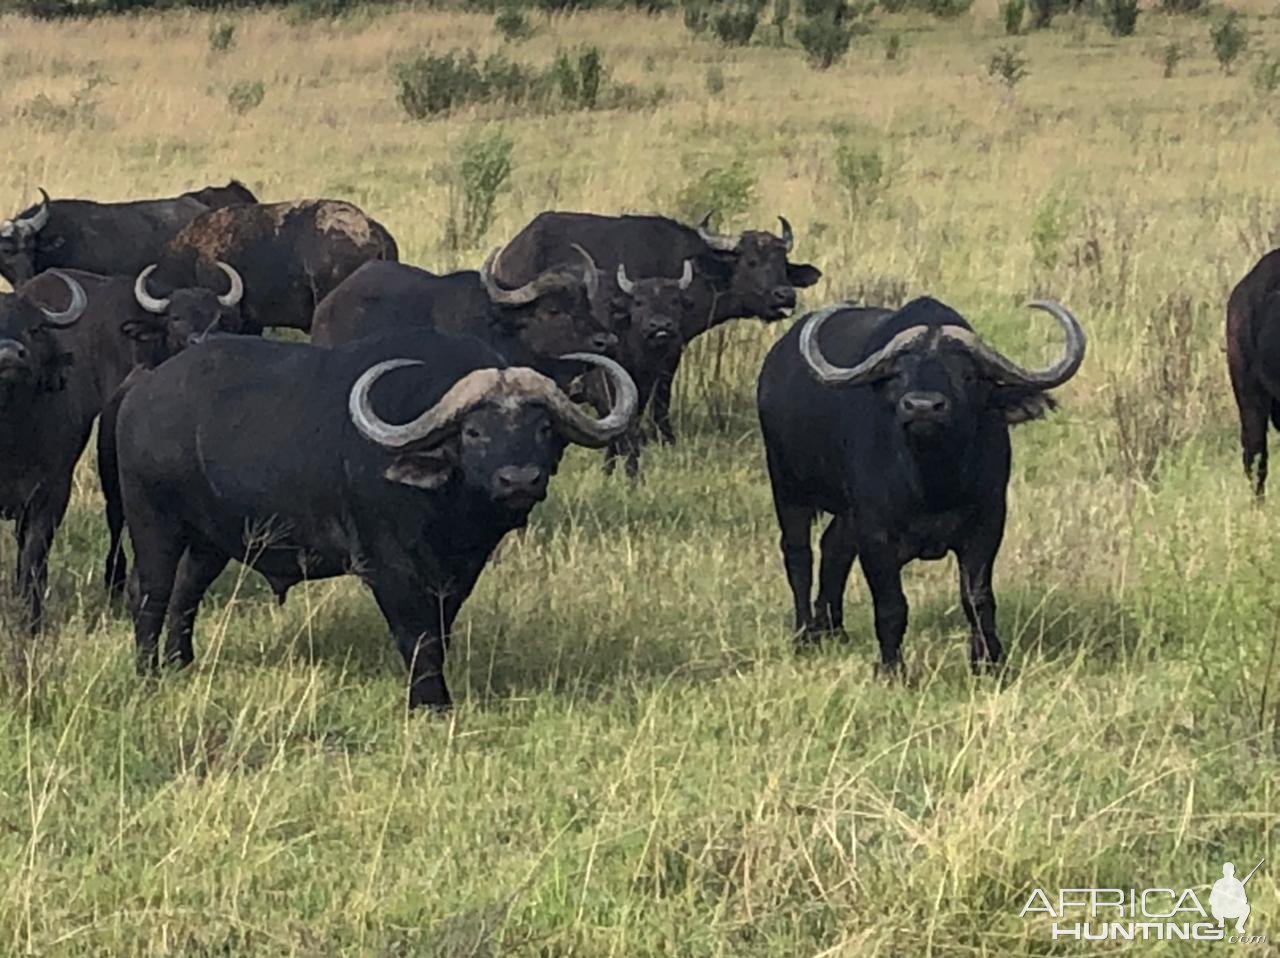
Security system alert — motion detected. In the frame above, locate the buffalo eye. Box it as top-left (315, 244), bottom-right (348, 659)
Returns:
top-left (537, 421), bottom-right (553, 441)
top-left (463, 425), bottom-right (482, 441)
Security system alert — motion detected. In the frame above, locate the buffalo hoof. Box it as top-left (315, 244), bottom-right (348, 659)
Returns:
top-left (873, 659), bottom-right (907, 683)
top-left (792, 628), bottom-right (822, 654)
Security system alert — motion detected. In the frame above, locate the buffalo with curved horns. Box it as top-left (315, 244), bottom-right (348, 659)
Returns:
top-left (115, 330), bottom-right (637, 710)
top-left (492, 211), bottom-right (821, 447)
top-left (310, 244), bottom-right (615, 377)
top-left (0, 182), bottom-right (257, 287)
top-left (757, 296), bottom-right (1086, 672)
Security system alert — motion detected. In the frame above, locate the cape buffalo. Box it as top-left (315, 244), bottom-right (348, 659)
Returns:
top-left (148, 199), bottom-right (399, 333)
top-left (0, 271), bottom-right (94, 629)
top-left (757, 297), bottom-right (1085, 672)
top-left (310, 247), bottom-right (616, 374)
top-left (115, 333), bottom-right (637, 711)
top-left (493, 210), bottom-right (822, 444)
top-left (1226, 249), bottom-right (1280, 498)
top-left (595, 260), bottom-right (691, 477)
top-left (0, 182), bottom-right (258, 287)
top-left (97, 261), bottom-right (249, 597)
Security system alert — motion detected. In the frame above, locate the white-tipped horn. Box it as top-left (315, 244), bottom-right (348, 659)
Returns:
top-left (616, 262), bottom-right (636, 296)
top-left (133, 265), bottom-right (170, 315)
top-left (678, 259), bottom-right (694, 291)
top-left (215, 261), bottom-right (243, 308)
top-left (36, 270), bottom-right (87, 328)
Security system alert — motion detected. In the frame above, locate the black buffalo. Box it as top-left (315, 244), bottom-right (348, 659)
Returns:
top-left (0, 182), bottom-right (257, 287)
top-left (149, 199), bottom-right (399, 333)
top-left (757, 297), bottom-right (1085, 671)
top-left (0, 271), bottom-right (96, 629)
top-left (97, 261), bottom-right (250, 596)
top-left (493, 211), bottom-right (822, 445)
top-left (115, 332), bottom-right (637, 710)
top-left (1226, 250), bottom-right (1280, 498)
top-left (310, 246), bottom-right (615, 373)
top-left (594, 260), bottom-right (691, 476)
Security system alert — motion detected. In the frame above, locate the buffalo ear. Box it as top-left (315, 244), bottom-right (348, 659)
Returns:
top-left (786, 263), bottom-right (822, 288)
top-left (991, 385), bottom-right (1057, 425)
top-left (384, 446), bottom-right (456, 490)
top-left (121, 319), bottom-right (164, 341)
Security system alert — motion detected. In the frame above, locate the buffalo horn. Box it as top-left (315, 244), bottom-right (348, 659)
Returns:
top-left (938, 300), bottom-right (1086, 390)
top-left (36, 269), bottom-right (87, 328)
top-left (616, 262), bottom-right (636, 296)
top-left (696, 212), bottom-right (741, 253)
top-left (216, 261), bottom-right (244, 308)
top-left (133, 264), bottom-right (170, 314)
top-left (778, 216), bottom-right (794, 252)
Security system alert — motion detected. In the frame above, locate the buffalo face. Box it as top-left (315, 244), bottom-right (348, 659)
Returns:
top-left (127, 262), bottom-right (245, 358)
top-left (697, 216), bottom-right (822, 321)
top-left (349, 353), bottom-right (639, 515)
top-left (613, 260), bottom-right (691, 360)
top-left (0, 270), bottom-right (87, 390)
top-left (0, 189), bottom-right (51, 286)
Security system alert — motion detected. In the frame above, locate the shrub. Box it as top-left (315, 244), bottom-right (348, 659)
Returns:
top-left (675, 161), bottom-right (757, 227)
top-left (682, 0), bottom-right (710, 33)
top-left (1100, 0), bottom-right (1138, 37)
top-left (772, 0), bottom-right (790, 41)
top-left (1000, 0), bottom-right (1024, 34)
top-left (227, 80), bottom-right (265, 115)
top-left (711, 4), bottom-right (761, 44)
top-left (1027, 0), bottom-right (1053, 29)
top-left (576, 46), bottom-right (604, 107)
top-left (706, 64), bottom-right (726, 95)
top-left (1030, 191), bottom-right (1074, 272)
top-left (208, 22), bottom-right (235, 54)
top-left (883, 31), bottom-right (902, 60)
top-left (1158, 41), bottom-right (1186, 78)
top-left (987, 45), bottom-right (1029, 90)
top-left (394, 50), bottom-right (485, 118)
top-left (1253, 54), bottom-right (1280, 94)
top-left (1160, 0), bottom-right (1203, 13)
top-left (795, 14), bottom-right (852, 68)
top-left (924, 0), bottom-right (971, 18)
top-left (294, 0), bottom-right (356, 19)
top-left (834, 142), bottom-right (887, 210)
top-left (494, 5), bottom-right (532, 41)
top-left (1211, 11), bottom-right (1248, 73)
top-left (444, 128), bottom-right (514, 252)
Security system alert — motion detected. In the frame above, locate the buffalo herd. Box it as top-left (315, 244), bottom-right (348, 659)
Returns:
top-left (9, 175), bottom-right (1196, 711)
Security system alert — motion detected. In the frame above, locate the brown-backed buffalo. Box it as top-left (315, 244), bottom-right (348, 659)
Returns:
top-left (757, 297), bottom-right (1085, 672)
top-left (115, 332), bottom-right (637, 711)
top-left (0, 182), bottom-right (258, 287)
top-left (148, 199), bottom-right (398, 333)
top-left (1226, 250), bottom-right (1280, 498)
top-left (97, 261), bottom-right (249, 597)
top-left (310, 247), bottom-right (615, 375)
top-left (0, 271), bottom-right (98, 629)
top-left (493, 210), bottom-right (822, 444)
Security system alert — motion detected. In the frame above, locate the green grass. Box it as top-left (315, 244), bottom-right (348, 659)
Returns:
top-left (2, 2), bottom-right (1280, 954)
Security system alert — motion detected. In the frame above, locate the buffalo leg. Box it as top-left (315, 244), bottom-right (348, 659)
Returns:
top-left (815, 512), bottom-right (858, 636)
top-left (858, 545), bottom-right (908, 673)
top-left (651, 357), bottom-right (679, 446)
top-left (163, 543), bottom-right (229, 668)
top-left (956, 518), bottom-right (1005, 672)
top-left (128, 515), bottom-right (188, 675)
top-left (371, 579), bottom-right (451, 712)
top-left (15, 478), bottom-right (72, 633)
top-left (98, 389), bottom-right (129, 597)
top-left (1238, 396), bottom-right (1270, 498)
top-left (774, 501), bottom-right (816, 639)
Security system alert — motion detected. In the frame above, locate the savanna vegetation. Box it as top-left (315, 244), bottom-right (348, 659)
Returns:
top-left (2, 0), bottom-right (1279, 953)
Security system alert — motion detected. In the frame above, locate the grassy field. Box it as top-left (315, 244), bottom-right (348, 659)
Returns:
top-left (3, 2), bottom-right (1280, 954)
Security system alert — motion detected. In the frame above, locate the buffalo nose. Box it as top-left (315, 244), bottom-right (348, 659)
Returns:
top-left (0, 339), bottom-right (28, 365)
top-left (899, 392), bottom-right (950, 420)
top-left (493, 465), bottom-right (547, 499)
top-left (771, 287), bottom-right (797, 308)
top-left (590, 331), bottom-right (618, 354)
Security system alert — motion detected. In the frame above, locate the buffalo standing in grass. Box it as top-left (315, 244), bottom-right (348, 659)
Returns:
top-left (1225, 249), bottom-right (1280, 498)
top-left (757, 297), bottom-right (1085, 672)
top-left (0, 272), bottom-right (93, 629)
top-left (115, 332), bottom-right (637, 711)
top-left (493, 211), bottom-right (822, 446)
top-left (310, 247), bottom-right (616, 375)
top-left (97, 261), bottom-right (248, 597)
top-left (0, 182), bottom-right (257, 286)
top-left (149, 199), bottom-right (398, 333)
